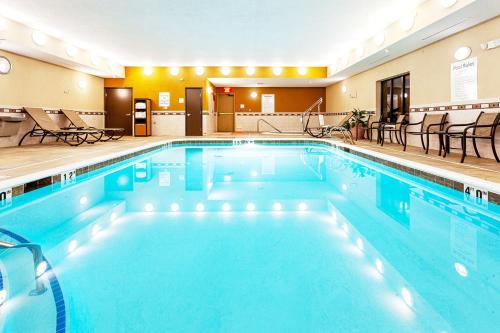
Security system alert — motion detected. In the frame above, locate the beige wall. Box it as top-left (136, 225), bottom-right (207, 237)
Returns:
top-left (326, 16), bottom-right (500, 112)
top-left (0, 50), bottom-right (104, 110)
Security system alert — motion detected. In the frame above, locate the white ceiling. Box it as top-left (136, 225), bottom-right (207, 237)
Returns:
top-left (209, 78), bottom-right (335, 87)
top-left (0, 0), bottom-right (425, 66)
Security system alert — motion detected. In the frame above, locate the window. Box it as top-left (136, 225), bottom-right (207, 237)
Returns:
top-left (381, 73), bottom-right (410, 122)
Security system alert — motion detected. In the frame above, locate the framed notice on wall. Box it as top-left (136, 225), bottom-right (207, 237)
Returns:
top-left (159, 92), bottom-right (170, 107)
top-left (261, 94), bottom-right (275, 113)
top-left (451, 57), bottom-right (477, 102)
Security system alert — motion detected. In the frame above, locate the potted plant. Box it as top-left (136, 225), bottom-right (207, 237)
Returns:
top-left (345, 108), bottom-right (367, 140)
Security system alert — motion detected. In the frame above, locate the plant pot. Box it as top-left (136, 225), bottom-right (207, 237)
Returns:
top-left (350, 124), bottom-right (366, 140)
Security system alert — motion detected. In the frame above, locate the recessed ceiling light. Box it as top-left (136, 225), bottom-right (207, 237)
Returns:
top-left (66, 44), bottom-right (77, 57)
top-left (454, 262), bottom-right (468, 277)
top-left (440, 0), bottom-right (457, 8)
top-left (454, 46), bottom-right (471, 60)
top-left (221, 67), bottom-right (231, 75)
top-left (273, 67), bottom-right (283, 76)
top-left (374, 32), bottom-right (385, 47)
top-left (298, 67), bottom-right (307, 75)
top-left (0, 17), bottom-right (6, 31)
top-left (90, 54), bottom-right (100, 66)
top-left (399, 12), bottom-right (416, 31)
top-left (32, 30), bottom-right (47, 46)
top-left (195, 66), bottom-right (204, 75)
top-left (401, 288), bottom-right (413, 307)
top-left (143, 67), bottom-right (153, 76)
top-left (170, 67), bottom-right (180, 75)
top-left (246, 66), bottom-right (256, 75)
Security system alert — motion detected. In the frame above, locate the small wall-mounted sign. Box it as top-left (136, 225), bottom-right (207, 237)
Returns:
top-left (60, 169), bottom-right (77, 187)
top-left (0, 187), bottom-right (13, 209)
top-left (159, 92), bottom-right (171, 107)
top-left (464, 184), bottom-right (488, 207)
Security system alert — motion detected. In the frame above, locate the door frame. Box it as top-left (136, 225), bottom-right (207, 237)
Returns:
top-left (104, 87), bottom-right (133, 135)
top-left (216, 92), bottom-right (236, 132)
top-left (185, 87), bottom-right (203, 136)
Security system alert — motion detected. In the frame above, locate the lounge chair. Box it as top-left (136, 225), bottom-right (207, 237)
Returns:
top-left (441, 111), bottom-right (500, 163)
top-left (379, 114), bottom-right (407, 146)
top-left (365, 114), bottom-right (383, 142)
top-left (19, 107), bottom-right (103, 146)
top-left (402, 113), bottom-right (448, 153)
top-left (306, 113), bottom-right (354, 144)
top-left (61, 109), bottom-right (124, 141)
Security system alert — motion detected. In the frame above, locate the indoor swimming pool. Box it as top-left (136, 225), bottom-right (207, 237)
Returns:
top-left (0, 143), bottom-right (498, 332)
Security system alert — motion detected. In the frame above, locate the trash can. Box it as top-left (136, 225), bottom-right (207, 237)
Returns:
top-left (0, 113), bottom-right (26, 137)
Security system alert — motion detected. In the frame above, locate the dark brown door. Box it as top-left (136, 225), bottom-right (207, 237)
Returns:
top-left (185, 88), bottom-right (203, 136)
top-left (217, 94), bottom-right (234, 132)
top-left (105, 88), bottom-right (133, 135)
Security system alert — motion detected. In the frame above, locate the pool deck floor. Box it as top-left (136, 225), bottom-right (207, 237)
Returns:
top-left (0, 134), bottom-right (498, 190)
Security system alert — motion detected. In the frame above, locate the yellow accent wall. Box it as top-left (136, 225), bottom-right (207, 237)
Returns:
top-left (0, 50), bottom-right (104, 110)
top-left (105, 66), bottom-right (327, 111)
top-left (326, 16), bottom-right (500, 113)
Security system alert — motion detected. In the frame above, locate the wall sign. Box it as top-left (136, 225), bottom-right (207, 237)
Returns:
top-left (262, 94), bottom-right (275, 113)
top-left (451, 57), bottom-right (477, 102)
top-left (159, 92), bottom-right (171, 107)
top-left (0, 187), bottom-right (12, 209)
top-left (60, 169), bottom-right (77, 187)
top-left (464, 184), bottom-right (488, 207)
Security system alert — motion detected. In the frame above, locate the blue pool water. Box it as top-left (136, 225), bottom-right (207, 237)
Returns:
top-left (0, 143), bottom-right (498, 332)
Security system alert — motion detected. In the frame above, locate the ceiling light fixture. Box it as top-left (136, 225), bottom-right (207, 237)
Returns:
top-left (250, 91), bottom-right (258, 98)
top-left (32, 30), bottom-right (47, 46)
top-left (143, 67), bottom-right (153, 76)
top-left (195, 66), bottom-right (204, 75)
top-left (66, 44), bottom-right (77, 57)
top-left (298, 67), bottom-right (307, 75)
top-left (246, 66), bottom-right (256, 75)
top-left (0, 17), bottom-right (6, 31)
top-left (90, 54), bottom-right (100, 66)
top-left (273, 67), bottom-right (283, 76)
top-left (170, 67), bottom-right (180, 75)
top-left (374, 32), bottom-right (385, 47)
top-left (454, 46), bottom-right (471, 60)
top-left (440, 0), bottom-right (457, 8)
top-left (221, 67), bottom-right (231, 75)
top-left (399, 12), bottom-right (416, 31)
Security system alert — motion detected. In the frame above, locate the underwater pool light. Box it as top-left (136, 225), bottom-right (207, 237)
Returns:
top-left (0, 289), bottom-right (7, 306)
top-left (92, 224), bottom-right (101, 236)
top-left (36, 261), bottom-right (48, 277)
top-left (273, 202), bottom-right (282, 211)
top-left (401, 287), bottom-right (413, 307)
top-left (298, 202), bottom-right (308, 211)
top-left (341, 184), bottom-right (348, 191)
top-left (250, 171), bottom-right (258, 177)
top-left (224, 175), bottom-right (232, 182)
top-left (356, 238), bottom-right (364, 251)
top-left (68, 240), bottom-right (78, 253)
top-left (222, 203), bottom-right (231, 212)
top-left (375, 259), bottom-right (384, 274)
top-left (196, 203), bottom-right (205, 212)
top-left (171, 203), bottom-right (180, 212)
top-left (79, 196), bottom-right (88, 205)
top-left (454, 262), bottom-right (468, 278)
top-left (144, 203), bottom-right (154, 212)
top-left (246, 203), bottom-right (256, 211)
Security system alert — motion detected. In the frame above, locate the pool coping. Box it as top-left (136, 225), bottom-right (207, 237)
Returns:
top-left (1, 138), bottom-right (499, 205)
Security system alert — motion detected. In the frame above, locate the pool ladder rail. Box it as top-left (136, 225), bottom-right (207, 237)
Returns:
top-left (0, 240), bottom-right (48, 296)
top-left (257, 97), bottom-right (323, 134)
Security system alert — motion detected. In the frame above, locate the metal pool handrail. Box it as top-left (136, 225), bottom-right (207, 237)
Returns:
top-left (257, 119), bottom-right (283, 133)
top-left (0, 240), bottom-right (47, 295)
